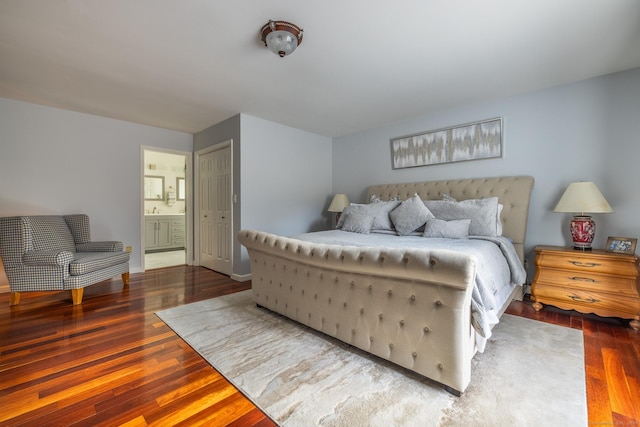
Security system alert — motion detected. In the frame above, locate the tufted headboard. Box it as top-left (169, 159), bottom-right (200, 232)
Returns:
top-left (366, 176), bottom-right (534, 263)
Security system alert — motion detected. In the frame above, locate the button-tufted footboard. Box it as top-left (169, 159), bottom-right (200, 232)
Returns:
top-left (239, 229), bottom-right (479, 394)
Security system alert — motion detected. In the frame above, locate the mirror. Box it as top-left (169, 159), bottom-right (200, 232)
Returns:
top-left (144, 175), bottom-right (165, 200)
top-left (177, 177), bottom-right (186, 201)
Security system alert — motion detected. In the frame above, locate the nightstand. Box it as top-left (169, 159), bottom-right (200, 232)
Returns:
top-left (531, 245), bottom-right (640, 330)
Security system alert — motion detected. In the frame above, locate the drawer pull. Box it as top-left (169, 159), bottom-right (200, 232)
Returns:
top-left (567, 295), bottom-right (600, 304)
top-left (569, 261), bottom-right (600, 268)
top-left (569, 276), bottom-right (597, 283)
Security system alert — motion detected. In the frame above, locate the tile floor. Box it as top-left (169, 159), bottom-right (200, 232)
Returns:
top-left (145, 250), bottom-right (186, 270)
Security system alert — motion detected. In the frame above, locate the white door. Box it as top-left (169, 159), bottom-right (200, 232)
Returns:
top-left (199, 146), bottom-right (231, 275)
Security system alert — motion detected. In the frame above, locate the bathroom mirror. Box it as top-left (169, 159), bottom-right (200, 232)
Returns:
top-left (177, 177), bottom-right (185, 201)
top-left (144, 175), bottom-right (165, 200)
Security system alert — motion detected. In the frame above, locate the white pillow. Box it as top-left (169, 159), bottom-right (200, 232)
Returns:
top-left (423, 218), bottom-right (471, 238)
top-left (389, 194), bottom-right (434, 236)
top-left (425, 197), bottom-right (501, 236)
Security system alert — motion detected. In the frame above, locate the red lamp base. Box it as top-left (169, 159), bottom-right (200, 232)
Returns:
top-left (570, 215), bottom-right (595, 251)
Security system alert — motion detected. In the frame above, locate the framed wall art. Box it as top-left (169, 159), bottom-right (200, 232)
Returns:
top-left (605, 236), bottom-right (637, 255)
top-left (390, 117), bottom-right (503, 169)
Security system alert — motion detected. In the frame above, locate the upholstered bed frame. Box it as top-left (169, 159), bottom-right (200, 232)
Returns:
top-left (238, 175), bottom-right (534, 394)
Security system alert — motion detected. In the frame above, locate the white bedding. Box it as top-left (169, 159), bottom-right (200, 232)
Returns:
top-left (293, 230), bottom-right (526, 342)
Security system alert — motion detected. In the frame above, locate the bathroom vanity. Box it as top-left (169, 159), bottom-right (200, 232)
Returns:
top-left (145, 215), bottom-right (185, 252)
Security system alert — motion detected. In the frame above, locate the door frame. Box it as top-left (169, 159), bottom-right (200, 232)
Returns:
top-left (140, 146), bottom-right (193, 272)
top-left (194, 139), bottom-right (234, 273)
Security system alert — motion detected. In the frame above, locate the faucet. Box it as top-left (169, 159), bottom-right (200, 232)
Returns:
top-left (152, 207), bottom-right (157, 214)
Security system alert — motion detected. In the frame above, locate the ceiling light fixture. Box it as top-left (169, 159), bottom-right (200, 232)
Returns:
top-left (261, 20), bottom-right (303, 58)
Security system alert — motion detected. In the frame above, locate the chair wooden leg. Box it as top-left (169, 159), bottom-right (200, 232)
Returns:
top-left (71, 288), bottom-right (84, 305)
top-left (122, 272), bottom-right (130, 286)
top-left (9, 292), bottom-right (20, 306)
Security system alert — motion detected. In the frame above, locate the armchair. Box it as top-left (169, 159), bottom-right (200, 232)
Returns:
top-left (0, 214), bottom-right (130, 305)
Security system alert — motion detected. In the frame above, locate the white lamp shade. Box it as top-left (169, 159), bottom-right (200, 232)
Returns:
top-left (328, 194), bottom-right (350, 212)
top-left (553, 182), bottom-right (613, 214)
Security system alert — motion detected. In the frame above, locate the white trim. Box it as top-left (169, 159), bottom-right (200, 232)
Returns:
top-left (231, 273), bottom-right (251, 282)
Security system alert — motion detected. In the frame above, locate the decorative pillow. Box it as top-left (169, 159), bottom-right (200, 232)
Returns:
top-left (340, 212), bottom-right (375, 234)
top-left (337, 200), bottom-right (400, 231)
top-left (437, 195), bottom-right (504, 235)
top-left (369, 194), bottom-right (401, 203)
top-left (389, 194), bottom-right (434, 236)
top-left (423, 218), bottom-right (471, 238)
top-left (336, 205), bottom-right (356, 228)
top-left (425, 196), bottom-right (500, 236)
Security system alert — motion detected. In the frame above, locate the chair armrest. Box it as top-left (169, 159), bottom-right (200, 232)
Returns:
top-left (23, 250), bottom-right (74, 266)
top-left (76, 241), bottom-right (124, 252)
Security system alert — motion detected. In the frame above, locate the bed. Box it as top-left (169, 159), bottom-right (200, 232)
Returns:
top-left (238, 175), bottom-right (534, 395)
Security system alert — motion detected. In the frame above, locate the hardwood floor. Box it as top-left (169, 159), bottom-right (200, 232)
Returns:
top-left (0, 266), bottom-right (638, 426)
top-left (0, 267), bottom-right (276, 427)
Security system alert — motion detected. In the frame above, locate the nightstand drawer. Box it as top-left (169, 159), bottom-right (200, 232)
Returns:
top-left (536, 251), bottom-right (638, 276)
top-left (534, 283), bottom-right (640, 317)
top-left (532, 246), bottom-right (640, 329)
top-left (536, 269), bottom-right (638, 295)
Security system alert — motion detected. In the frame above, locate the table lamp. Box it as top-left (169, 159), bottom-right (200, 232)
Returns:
top-left (328, 194), bottom-right (350, 223)
top-left (553, 181), bottom-right (613, 250)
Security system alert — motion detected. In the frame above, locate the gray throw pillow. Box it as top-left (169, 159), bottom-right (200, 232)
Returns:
top-left (438, 195), bottom-right (504, 236)
top-left (390, 194), bottom-right (434, 236)
top-left (341, 212), bottom-right (375, 234)
top-left (423, 218), bottom-right (471, 238)
top-left (425, 197), bottom-right (500, 236)
top-left (337, 200), bottom-right (400, 231)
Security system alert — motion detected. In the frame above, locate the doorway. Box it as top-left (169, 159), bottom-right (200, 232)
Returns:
top-left (142, 148), bottom-right (190, 270)
top-left (195, 141), bottom-right (232, 276)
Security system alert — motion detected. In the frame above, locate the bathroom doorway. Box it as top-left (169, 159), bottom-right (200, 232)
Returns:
top-left (142, 148), bottom-right (191, 270)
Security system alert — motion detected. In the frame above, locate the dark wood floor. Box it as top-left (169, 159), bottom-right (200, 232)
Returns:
top-left (0, 266), bottom-right (638, 426)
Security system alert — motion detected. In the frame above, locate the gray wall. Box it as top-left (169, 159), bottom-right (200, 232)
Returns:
top-left (0, 97), bottom-right (193, 272)
top-left (333, 67), bottom-right (640, 278)
top-left (193, 113), bottom-right (243, 275)
top-left (194, 113), bottom-right (333, 276)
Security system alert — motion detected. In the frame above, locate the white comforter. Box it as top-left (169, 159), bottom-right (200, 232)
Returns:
top-left (293, 230), bottom-right (526, 340)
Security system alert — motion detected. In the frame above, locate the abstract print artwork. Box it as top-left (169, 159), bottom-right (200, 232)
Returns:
top-left (391, 118), bottom-right (502, 169)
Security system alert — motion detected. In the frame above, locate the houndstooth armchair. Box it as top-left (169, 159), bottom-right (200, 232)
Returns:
top-left (0, 214), bottom-right (130, 305)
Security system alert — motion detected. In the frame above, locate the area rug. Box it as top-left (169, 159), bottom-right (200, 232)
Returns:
top-left (156, 290), bottom-right (587, 426)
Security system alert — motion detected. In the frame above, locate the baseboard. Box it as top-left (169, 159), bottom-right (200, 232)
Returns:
top-left (231, 273), bottom-right (251, 282)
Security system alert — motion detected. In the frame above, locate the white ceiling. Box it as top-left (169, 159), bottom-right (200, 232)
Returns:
top-left (1, 1), bottom-right (639, 138)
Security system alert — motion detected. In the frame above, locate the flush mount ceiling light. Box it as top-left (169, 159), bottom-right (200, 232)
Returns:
top-left (261, 20), bottom-right (303, 58)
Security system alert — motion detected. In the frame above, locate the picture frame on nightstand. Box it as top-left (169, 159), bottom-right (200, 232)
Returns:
top-left (605, 236), bottom-right (637, 255)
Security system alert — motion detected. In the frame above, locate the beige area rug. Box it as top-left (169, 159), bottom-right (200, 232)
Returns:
top-left (156, 290), bottom-right (587, 427)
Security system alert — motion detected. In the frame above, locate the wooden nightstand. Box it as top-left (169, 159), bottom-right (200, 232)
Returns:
top-left (531, 245), bottom-right (640, 330)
